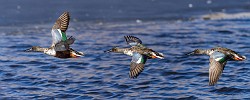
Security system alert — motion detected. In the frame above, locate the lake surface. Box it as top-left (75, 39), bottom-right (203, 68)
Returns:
top-left (0, 1), bottom-right (250, 99)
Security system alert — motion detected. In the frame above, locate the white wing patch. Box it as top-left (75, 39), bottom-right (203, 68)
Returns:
top-left (211, 51), bottom-right (225, 62)
top-left (136, 55), bottom-right (143, 64)
top-left (215, 57), bottom-right (224, 62)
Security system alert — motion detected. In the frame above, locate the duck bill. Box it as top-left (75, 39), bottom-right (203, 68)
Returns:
top-left (186, 51), bottom-right (195, 55)
top-left (233, 55), bottom-right (246, 61)
top-left (25, 48), bottom-right (32, 52)
top-left (104, 49), bottom-right (112, 53)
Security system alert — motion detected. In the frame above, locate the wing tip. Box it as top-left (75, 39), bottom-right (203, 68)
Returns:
top-left (129, 63), bottom-right (145, 79)
top-left (209, 82), bottom-right (216, 86)
top-left (63, 11), bottom-right (70, 16)
top-left (129, 74), bottom-right (138, 79)
top-left (124, 35), bottom-right (142, 45)
top-left (64, 11), bottom-right (69, 14)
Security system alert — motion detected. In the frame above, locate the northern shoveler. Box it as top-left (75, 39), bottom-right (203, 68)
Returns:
top-left (26, 12), bottom-right (83, 58)
top-left (187, 47), bottom-right (246, 85)
top-left (105, 35), bottom-right (164, 78)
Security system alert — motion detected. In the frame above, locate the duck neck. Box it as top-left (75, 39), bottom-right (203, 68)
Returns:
top-left (196, 49), bottom-right (213, 55)
top-left (114, 48), bottom-right (133, 56)
top-left (33, 47), bottom-right (48, 52)
top-left (113, 48), bottom-right (125, 53)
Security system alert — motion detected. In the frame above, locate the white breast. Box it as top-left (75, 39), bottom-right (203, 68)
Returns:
top-left (124, 50), bottom-right (133, 56)
top-left (44, 49), bottom-right (56, 56)
top-left (211, 51), bottom-right (225, 61)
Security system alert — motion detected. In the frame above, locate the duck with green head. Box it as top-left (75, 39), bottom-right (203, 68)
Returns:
top-left (187, 47), bottom-right (246, 85)
top-left (105, 36), bottom-right (164, 78)
top-left (26, 12), bottom-right (83, 58)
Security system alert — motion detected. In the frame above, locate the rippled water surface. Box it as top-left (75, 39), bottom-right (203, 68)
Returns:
top-left (0, 18), bottom-right (250, 99)
top-left (1, 1), bottom-right (250, 99)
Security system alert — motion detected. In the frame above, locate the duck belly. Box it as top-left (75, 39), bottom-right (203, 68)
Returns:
top-left (55, 51), bottom-right (71, 58)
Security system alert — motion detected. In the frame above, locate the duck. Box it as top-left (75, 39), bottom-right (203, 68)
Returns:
top-left (187, 47), bottom-right (246, 85)
top-left (26, 12), bottom-right (83, 58)
top-left (105, 35), bottom-right (164, 78)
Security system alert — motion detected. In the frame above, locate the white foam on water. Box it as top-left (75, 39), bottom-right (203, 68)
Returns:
top-left (201, 12), bottom-right (250, 20)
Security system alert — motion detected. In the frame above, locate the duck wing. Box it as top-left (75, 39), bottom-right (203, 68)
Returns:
top-left (51, 12), bottom-right (70, 47)
top-left (129, 53), bottom-right (147, 78)
top-left (124, 35), bottom-right (143, 47)
top-left (209, 51), bottom-right (227, 86)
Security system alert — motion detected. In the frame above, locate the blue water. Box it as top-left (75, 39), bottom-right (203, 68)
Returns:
top-left (1, 1), bottom-right (250, 99)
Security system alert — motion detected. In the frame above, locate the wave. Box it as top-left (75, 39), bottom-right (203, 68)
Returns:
top-left (201, 12), bottom-right (250, 20)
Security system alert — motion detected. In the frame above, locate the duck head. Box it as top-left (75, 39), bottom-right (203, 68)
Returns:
top-left (186, 49), bottom-right (211, 55)
top-left (25, 46), bottom-right (46, 52)
top-left (104, 47), bottom-right (120, 53)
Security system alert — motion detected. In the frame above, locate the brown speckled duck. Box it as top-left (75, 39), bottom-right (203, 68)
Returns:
top-left (26, 12), bottom-right (83, 58)
top-left (187, 47), bottom-right (246, 85)
top-left (105, 36), bottom-right (164, 78)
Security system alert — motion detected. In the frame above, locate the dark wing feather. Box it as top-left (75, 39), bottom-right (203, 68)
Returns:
top-left (130, 62), bottom-right (145, 78)
top-left (52, 12), bottom-right (70, 32)
top-left (209, 58), bottom-right (227, 86)
top-left (124, 35), bottom-right (142, 46)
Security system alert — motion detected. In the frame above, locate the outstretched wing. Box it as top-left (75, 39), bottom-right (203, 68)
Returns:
top-left (51, 12), bottom-right (70, 46)
top-left (129, 53), bottom-right (147, 78)
top-left (52, 12), bottom-right (70, 33)
top-left (209, 51), bottom-right (227, 86)
top-left (124, 36), bottom-right (142, 46)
